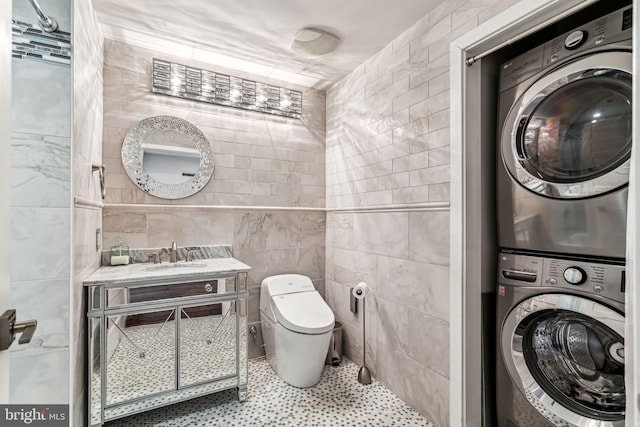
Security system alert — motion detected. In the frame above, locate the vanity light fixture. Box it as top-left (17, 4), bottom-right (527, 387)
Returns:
top-left (152, 59), bottom-right (302, 119)
top-left (290, 28), bottom-right (341, 58)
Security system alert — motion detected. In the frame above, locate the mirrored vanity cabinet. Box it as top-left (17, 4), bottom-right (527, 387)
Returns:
top-left (84, 256), bottom-right (251, 426)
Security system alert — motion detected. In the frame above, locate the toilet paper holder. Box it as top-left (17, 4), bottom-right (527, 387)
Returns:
top-left (350, 288), bottom-right (358, 314)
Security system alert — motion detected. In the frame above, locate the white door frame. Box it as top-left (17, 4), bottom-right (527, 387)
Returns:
top-left (0, 0), bottom-right (12, 403)
top-left (449, 0), bottom-right (638, 426)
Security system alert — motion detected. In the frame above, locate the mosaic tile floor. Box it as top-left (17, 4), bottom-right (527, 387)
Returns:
top-left (105, 357), bottom-right (437, 427)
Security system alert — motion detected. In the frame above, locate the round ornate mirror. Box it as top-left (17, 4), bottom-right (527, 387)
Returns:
top-left (121, 116), bottom-right (214, 199)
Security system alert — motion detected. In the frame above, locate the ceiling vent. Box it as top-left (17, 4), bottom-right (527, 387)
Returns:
top-left (290, 28), bottom-right (340, 58)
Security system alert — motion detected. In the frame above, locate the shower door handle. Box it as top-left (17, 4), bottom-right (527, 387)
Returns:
top-left (0, 309), bottom-right (38, 350)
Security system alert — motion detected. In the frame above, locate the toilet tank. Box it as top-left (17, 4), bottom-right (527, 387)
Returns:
top-left (260, 274), bottom-right (315, 315)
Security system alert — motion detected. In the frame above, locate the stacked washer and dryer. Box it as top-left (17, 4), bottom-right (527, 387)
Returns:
top-left (496, 6), bottom-right (632, 427)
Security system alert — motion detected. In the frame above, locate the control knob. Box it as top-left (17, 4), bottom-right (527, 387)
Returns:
top-left (563, 267), bottom-right (587, 285)
top-left (565, 30), bottom-right (588, 50)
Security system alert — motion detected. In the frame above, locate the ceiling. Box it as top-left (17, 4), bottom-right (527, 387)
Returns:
top-left (91, 0), bottom-right (441, 89)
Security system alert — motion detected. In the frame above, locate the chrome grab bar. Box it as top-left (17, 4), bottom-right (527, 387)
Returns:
top-left (91, 164), bottom-right (106, 200)
top-left (27, 0), bottom-right (58, 32)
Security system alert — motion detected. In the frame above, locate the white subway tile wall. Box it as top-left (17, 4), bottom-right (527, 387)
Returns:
top-left (102, 39), bottom-right (326, 208)
top-left (325, 0), bottom-right (519, 425)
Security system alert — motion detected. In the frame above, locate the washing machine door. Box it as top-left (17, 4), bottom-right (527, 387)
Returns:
top-left (501, 50), bottom-right (632, 199)
top-left (501, 293), bottom-right (625, 426)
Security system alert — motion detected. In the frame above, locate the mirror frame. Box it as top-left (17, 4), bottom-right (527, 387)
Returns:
top-left (121, 115), bottom-right (214, 199)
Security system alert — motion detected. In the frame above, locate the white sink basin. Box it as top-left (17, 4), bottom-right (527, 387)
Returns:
top-left (143, 262), bottom-right (207, 272)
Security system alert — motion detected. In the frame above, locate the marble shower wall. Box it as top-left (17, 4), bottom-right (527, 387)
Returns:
top-left (102, 39), bottom-right (326, 208)
top-left (72, 0), bottom-right (104, 425)
top-left (10, 0), bottom-right (71, 405)
top-left (325, 1), bottom-right (518, 426)
top-left (101, 206), bottom-right (325, 358)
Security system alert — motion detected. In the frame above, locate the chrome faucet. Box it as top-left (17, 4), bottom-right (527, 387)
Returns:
top-left (186, 250), bottom-right (198, 262)
top-left (170, 241), bottom-right (178, 263)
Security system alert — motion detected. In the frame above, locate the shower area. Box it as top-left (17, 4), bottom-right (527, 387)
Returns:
top-left (8, 0), bottom-right (104, 423)
top-left (8, 0), bottom-right (73, 411)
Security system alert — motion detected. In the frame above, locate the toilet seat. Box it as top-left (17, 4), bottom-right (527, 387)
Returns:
top-left (272, 291), bottom-right (334, 334)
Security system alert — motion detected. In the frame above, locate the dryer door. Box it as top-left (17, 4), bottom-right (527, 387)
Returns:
top-left (501, 293), bottom-right (625, 426)
top-left (501, 50), bottom-right (632, 199)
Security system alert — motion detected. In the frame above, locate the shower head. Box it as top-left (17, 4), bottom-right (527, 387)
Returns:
top-left (27, 0), bottom-right (58, 32)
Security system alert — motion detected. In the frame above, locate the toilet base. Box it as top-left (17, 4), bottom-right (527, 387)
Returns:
top-left (261, 316), bottom-right (332, 388)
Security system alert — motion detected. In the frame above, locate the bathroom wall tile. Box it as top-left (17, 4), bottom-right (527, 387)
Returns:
top-left (478, 0), bottom-right (521, 23)
top-left (352, 212), bottom-right (408, 258)
top-left (409, 151), bottom-right (430, 170)
top-left (429, 183), bottom-right (451, 202)
top-left (408, 55), bottom-right (449, 92)
top-left (10, 348), bottom-right (69, 404)
top-left (430, 70), bottom-right (451, 99)
top-left (429, 145), bottom-right (450, 167)
top-left (302, 212), bottom-right (326, 247)
top-left (409, 211), bottom-right (450, 266)
top-left (336, 320), bottom-right (363, 369)
top-left (325, 247), bottom-right (377, 295)
top-left (375, 342), bottom-right (408, 402)
top-left (410, 15), bottom-right (452, 55)
top-left (147, 209), bottom-right (235, 248)
top-left (233, 248), bottom-right (270, 291)
top-left (102, 209), bottom-right (147, 234)
top-left (410, 164), bottom-right (450, 186)
top-left (10, 278), bottom-right (69, 355)
top-left (411, 127), bottom-right (450, 153)
top-left (325, 0), bottom-right (518, 422)
top-left (376, 298), bottom-right (409, 354)
top-left (233, 247), bottom-right (270, 327)
top-left (11, 133), bottom-right (70, 208)
top-left (377, 344), bottom-right (449, 427)
top-left (102, 40), bottom-right (326, 208)
top-left (392, 186), bottom-right (430, 204)
top-left (234, 212), bottom-right (302, 250)
top-left (248, 285), bottom-right (262, 328)
top-left (298, 246), bottom-right (325, 281)
top-left (408, 309), bottom-right (450, 378)
top-left (267, 248), bottom-right (300, 277)
top-left (11, 208), bottom-right (70, 282)
top-left (102, 232), bottom-right (148, 250)
top-left (326, 280), bottom-right (361, 333)
top-left (11, 60), bottom-right (71, 138)
top-left (377, 256), bottom-right (449, 322)
top-left (268, 246), bottom-right (324, 282)
top-left (312, 279), bottom-right (325, 298)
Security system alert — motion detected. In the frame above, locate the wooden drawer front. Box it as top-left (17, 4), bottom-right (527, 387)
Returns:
top-left (105, 277), bottom-right (237, 309)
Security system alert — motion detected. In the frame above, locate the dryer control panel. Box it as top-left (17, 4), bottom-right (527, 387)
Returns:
top-left (499, 6), bottom-right (632, 92)
top-left (498, 252), bottom-right (625, 303)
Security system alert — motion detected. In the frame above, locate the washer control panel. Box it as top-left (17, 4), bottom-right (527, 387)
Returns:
top-left (499, 252), bottom-right (625, 303)
top-left (562, 266), bottom-right (586, 285)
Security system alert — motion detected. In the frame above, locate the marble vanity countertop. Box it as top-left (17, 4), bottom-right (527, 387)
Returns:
top-left (84, 257), bottom-right (251, 286)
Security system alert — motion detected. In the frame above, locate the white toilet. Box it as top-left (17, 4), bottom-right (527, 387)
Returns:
top-left (260, 274), bottom-right (335, 388)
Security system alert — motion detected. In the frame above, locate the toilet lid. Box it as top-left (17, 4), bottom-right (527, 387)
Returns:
top-left (272, 291), bottom-right (335, 334)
